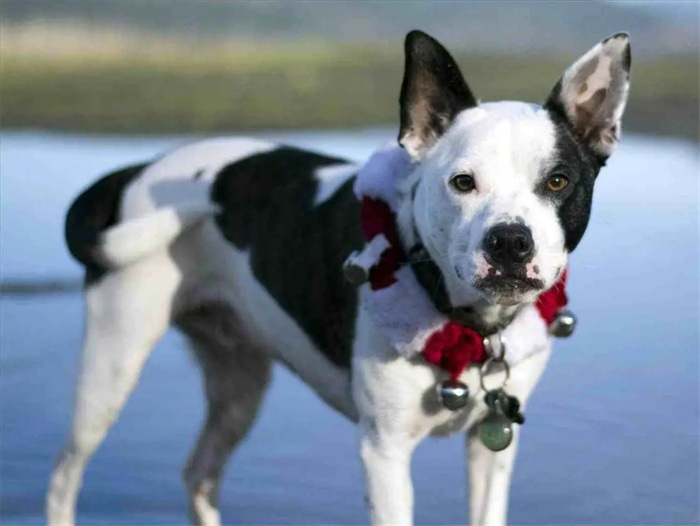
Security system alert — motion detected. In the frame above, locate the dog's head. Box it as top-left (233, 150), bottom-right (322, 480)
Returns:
top-left (397, 30), bottom-right (631, 307)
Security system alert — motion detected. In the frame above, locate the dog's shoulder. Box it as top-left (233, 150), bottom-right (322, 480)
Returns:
top-left (211, 145), bottom-right (363, 368)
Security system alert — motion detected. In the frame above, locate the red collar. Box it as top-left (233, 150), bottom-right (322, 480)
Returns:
top-left (360, 196), bottom-right (568, 380)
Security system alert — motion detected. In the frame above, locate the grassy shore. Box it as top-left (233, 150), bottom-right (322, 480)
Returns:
top-left (1, 27), bottom-right (697, 139)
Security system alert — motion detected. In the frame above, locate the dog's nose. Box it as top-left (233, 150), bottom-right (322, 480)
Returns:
top-left (483, 224), bottom-right (534, 266)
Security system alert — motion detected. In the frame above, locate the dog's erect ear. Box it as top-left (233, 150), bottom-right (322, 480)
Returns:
top-left (546, 33), bottom-right (631, 159)
top-left (398, 30), bottom-right (477, 160)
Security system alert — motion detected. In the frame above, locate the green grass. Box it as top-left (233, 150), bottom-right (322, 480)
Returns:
top-left (1, 43), bottom-right (697, 138)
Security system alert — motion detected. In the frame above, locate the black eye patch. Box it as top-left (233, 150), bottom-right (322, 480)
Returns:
top-left (542, 109), bottom-right (604, 252)
top-left (535, 166), bottom-right (577, 201)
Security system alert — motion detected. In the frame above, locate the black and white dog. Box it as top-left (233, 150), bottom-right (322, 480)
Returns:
top-left (48, 31), bottom-right (631, 525)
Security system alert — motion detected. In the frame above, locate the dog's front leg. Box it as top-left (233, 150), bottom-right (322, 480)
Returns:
top-left (353, 308), bottom-right (430, 525)
top-left (466, 425), bottom-right (520, 526)
top-left (359, 421), bottom-right (416, 525)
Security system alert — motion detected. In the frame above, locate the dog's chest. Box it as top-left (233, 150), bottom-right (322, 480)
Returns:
top-left (352, 300), bottom-right (552, 438)
top-left (211, 147), bottom-right (363, 368)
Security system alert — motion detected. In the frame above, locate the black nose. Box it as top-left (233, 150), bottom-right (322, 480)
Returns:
top-left (483, 224), bottom-right (534, 266)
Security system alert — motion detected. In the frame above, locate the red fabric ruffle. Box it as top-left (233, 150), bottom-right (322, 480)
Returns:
top-left (535, 269), bottom-right (568, 325)
top-left (423, 322), bottom-right (486, 381)
top-left (360, 197), bottom-right (406, 291)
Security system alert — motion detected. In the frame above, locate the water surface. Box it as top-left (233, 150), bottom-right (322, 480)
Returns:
top-left (1, 131), bottom-right (698, 524)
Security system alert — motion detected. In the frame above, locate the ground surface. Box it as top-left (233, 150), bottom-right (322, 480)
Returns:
top-left (0, 130), bottom-right (698, 524)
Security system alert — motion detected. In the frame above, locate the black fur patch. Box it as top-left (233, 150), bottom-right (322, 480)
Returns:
top-left (541, 106), bottom-right (603, 252)
top-left (398, 30), bottom-right (477, 150)
top-left (65, 163), bottom-right (147, 285)
top-left (212, 147), bottom-right (362, 369)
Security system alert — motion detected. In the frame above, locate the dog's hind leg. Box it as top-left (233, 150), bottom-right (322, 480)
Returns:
top-left (47, 255), bottom-right (181, 526)
top-left (176, 302), bottom-right (271, 526)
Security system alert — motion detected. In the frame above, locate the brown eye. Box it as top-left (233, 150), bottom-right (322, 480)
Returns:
top-left (547, 174), bottom-right (569, 192)
top-left (450, 173), bottom-right (475, 193)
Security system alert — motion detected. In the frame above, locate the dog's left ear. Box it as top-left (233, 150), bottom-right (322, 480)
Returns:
top-left (398, 30), bottom-right (478, 160)
top-left (546, 33), bottom-right (631, 159)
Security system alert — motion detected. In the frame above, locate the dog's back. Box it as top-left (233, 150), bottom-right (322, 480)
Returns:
top-left (65, 139), bottom-right (363, 363)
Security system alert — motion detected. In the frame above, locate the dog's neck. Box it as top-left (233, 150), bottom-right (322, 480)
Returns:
top-left (407, 242), bottom-right (522, 336)
top-left (396, 178), bottom-right (521, 336)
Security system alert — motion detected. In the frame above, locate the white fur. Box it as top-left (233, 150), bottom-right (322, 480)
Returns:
top-left (97, 202), bottom-right (219, 268)
top-left (359, 265), bottom-right (448, 359)
top-left (354, 142), bottom-right (415, 209)
top-left (121, 137), bottom-right (275, 220)
top-left (48, 252), bottom-right (182, 525)
top-left (90, 137), bottom-right (274, 269)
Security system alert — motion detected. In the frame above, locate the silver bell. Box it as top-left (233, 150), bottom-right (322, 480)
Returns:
top-left (437, 380), bottom-right (470, 411)
top-left (549, 309), bottom-right (577, 338)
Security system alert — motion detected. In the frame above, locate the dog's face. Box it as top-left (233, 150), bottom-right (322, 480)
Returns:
top-left (397, 31), bottom-right (631, 307)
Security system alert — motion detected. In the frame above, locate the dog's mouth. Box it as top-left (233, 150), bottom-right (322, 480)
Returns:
top-left (473, 275), bottom-right (545, 305)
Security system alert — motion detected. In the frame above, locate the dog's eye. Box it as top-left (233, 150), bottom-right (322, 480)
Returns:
top-left (547, 174), bottom-right (569, 192)
top-left (450, 173), bottom-right (475, 193)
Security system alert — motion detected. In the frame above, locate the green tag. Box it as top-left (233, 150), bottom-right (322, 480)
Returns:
top-left (479, 412), bottom-right (513, 452)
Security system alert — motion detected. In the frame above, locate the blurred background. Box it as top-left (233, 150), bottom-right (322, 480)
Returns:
top-left (1, 0), bottom-right (698, 137)
top-left (1, 1), bottom-right (698, 525)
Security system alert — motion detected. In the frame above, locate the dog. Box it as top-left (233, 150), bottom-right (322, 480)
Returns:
top-left (47, 30), bottom-right (631, 525)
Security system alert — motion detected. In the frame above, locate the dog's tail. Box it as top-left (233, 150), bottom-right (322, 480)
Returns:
top-left (66, 163), bottom-right (218, 272)
top-left (96, 202), bottom-right (218, 268)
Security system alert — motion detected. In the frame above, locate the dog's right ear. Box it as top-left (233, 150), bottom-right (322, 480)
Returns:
top-left (398, 30), bottom-right (477, 160)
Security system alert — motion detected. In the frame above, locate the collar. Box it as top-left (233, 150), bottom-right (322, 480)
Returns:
top-left (358, 195), bottom-right (568, 380)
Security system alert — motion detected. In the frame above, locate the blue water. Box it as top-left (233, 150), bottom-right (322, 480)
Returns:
top-left (1, 131), bottom-right (698, 524)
